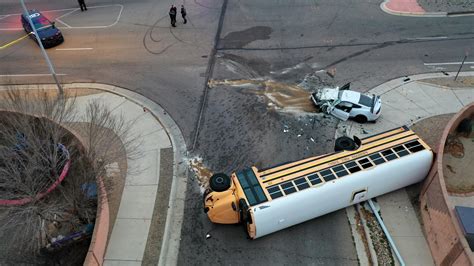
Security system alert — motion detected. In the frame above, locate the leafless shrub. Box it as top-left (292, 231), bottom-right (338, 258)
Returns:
top-left (0, 88), bottom-right (140, 263)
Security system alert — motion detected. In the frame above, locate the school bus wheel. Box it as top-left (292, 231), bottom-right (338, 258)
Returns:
top-left (209, 173), bottom-right (231, 192)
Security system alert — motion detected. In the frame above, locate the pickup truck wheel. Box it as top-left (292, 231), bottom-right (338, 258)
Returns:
top-left (334, 136), bottom-right (357, 152)
top-left (354, 115), bottom-right (368, 123)
top-left (209, 173), bottom-right (231, 192)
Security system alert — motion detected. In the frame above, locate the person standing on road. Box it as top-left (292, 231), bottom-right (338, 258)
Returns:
top-left (181, 5), bottom-right (187, 24)
top-left (78, 0), bottom-right (87, 11)
top-left (169, 5), bottom-right (177, 27)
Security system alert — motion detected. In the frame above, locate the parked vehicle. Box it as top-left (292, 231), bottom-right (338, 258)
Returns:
top-left (203, 126), bottom-right (433, 239)
top-left (21, 10), bottom-right (64, 48)
top-left (311, 83), bottom-right (381, 123)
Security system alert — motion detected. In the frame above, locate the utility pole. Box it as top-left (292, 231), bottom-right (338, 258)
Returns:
top-left (454, 53), bottom-right (468, 81)
top-left (19, 0), bottom-right (64, 97)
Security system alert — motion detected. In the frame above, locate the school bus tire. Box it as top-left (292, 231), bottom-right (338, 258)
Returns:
top-left (209, 173), bottom-right (231, 192)
top-left (334, 136), bottom-right (357, 152)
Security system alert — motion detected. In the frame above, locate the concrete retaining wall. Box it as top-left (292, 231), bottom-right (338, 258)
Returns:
top-left (420, 103), bottom-right (474, 265)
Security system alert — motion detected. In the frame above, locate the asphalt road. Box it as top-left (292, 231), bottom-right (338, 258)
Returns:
top-left (1, 0), bottom-right (473, 265)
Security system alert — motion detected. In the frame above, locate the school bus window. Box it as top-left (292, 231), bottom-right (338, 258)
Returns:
top-left (369, 153), bottom-right (385, 165)
top-left (358, 158), bottom-right (373, 169)
top-left (345, 161), bottom-right (362, 173)
top-left (405, 140), bottom-right (424, 153)
top-left (393, 145), bottom-right (409, 157)
top-left (268, 186), bottom-right (284, 199)
top-left (268, 186), bottom-right (280, 194)
top-left (332, 165), bottom-right (349, 177)
top-left (294, 177), bottom-right (310, 190)
top-left (307, 174), bottom-right (322, 185)
top-left (320, 169), bottom-right (336, 181)
top-left (381, 149), bottom-right (398, 161)
top-left (281, 181), bottom-right (297, 195)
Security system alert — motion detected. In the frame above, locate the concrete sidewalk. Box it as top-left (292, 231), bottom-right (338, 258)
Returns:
top-left (340, 72), bottom-right (474, 265)
top-left (69, 83), bottom-right (188, 266)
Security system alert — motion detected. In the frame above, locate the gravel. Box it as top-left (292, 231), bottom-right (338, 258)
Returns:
top-left (417, 0), bottom-right (474, 13)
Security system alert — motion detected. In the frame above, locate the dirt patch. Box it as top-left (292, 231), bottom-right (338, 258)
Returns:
top-left (361, 207), bottom-right (394, 266)
top-left (189, 157), bottom-right (213, 191)
top-left (419, 77), bottom-right (474, 89)
top-left (443, 136), bottom-right (474, 194)
top-left (208, 79), bottom-right (316, 113)
top-left (353, 207), bottom-right (373, 266)
top-left (410, 113), bottom-right (454, 151)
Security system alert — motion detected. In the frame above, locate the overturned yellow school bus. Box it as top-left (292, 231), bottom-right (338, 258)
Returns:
top-left (203, 126), bottom-right (433, 239)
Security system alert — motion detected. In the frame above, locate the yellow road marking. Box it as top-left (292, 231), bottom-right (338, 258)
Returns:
top-left (0, 33), bottom-right (31, 50)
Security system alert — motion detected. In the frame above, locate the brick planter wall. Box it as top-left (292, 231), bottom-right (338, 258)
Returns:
top-left (420, 103), bottom-right (474, 265)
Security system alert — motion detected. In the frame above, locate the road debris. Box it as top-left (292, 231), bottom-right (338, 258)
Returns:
top-left (189, 157), bottom-right (213, 191)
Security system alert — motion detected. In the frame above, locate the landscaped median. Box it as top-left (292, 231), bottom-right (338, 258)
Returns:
top-left (0, 87), bottom-right (132, 265)
top-left (420, 103), bottom-right (474, 265)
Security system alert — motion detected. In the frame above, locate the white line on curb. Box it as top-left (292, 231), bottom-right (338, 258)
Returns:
top-left (424, 61), bottom-right (474, 66)
top-left (0, 74), bottom-right (67, 77)
top-left (407, 36), bottom-right (448, 40)
top-left (56, 48), bottom-right (93, 51)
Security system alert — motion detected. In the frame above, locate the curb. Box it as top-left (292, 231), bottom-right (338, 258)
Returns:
top-left (447, 11), bottom-right (474, 16)
top-left (63, 83), bottom-right (189, 266)
top-left (380, 1), bottom-right (446, 17)
top-left (380, 1), bottom-right (474, 18)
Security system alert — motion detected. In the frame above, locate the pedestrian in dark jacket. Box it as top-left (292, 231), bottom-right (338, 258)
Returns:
top-left (181, 5), bottom-right (187, 24)
top-left (169, 5), bottom-right (177, 27)
top-left (78, 0), bottom-right (87, 11)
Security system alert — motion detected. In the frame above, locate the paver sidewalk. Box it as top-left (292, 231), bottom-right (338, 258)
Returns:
top-left (340, 72), bottom-right (474, 265)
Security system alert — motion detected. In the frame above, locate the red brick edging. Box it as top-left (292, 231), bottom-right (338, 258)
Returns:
top-left (84, 176), bottom-right (109, 266)
top-left (420, 103), bottom-right (474, 265)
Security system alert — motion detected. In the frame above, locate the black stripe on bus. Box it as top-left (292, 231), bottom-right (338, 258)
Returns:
top-left (261, 132), bottom-right (416, 182)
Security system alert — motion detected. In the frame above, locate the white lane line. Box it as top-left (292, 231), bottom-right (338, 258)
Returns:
top-left (0, 7), bottom-right (83, 17)
top-left (0, 74), bottom-right (67, 77)
top-left (407, 36), bottom-right (448, 41)
top-left (55, 18), bottom-right (72, 28)
top-left (59, 4), bottom-right (124, 29)
top-left (56, 48), bottom-right (93, 51)
top-left (424, 61), bottom-right (474, 66)
top-left (0, 4), bottom-right (123, 30)
top-left (55, 8), bottom-right (78, 20)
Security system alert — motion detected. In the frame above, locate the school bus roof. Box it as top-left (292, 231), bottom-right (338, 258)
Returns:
top-left (257, 126), bottom-right (430, 187)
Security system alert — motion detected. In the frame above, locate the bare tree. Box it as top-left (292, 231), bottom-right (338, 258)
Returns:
top-left (0, 88), bottom-right (140, 264)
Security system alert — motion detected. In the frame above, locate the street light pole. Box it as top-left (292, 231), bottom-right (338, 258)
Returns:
top-left (19, 0), bottom-right (64, 97)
